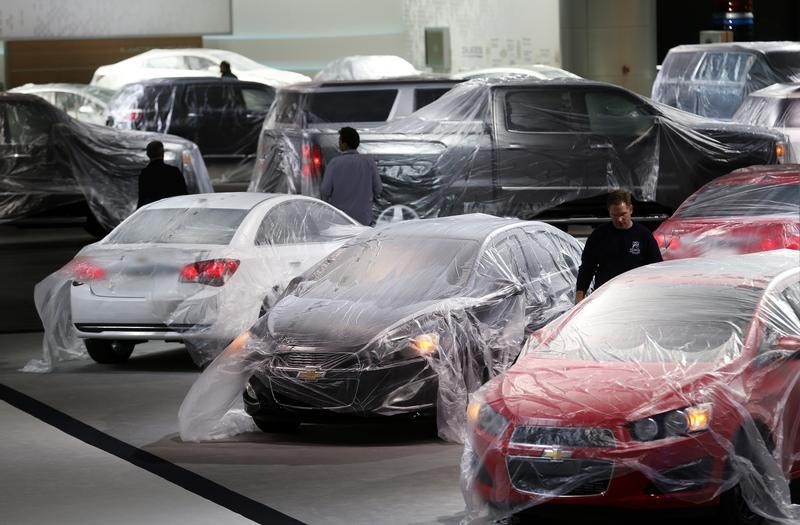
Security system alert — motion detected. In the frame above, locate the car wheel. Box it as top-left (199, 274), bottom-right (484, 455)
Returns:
top-left (252, 415), bottom-right (300, 434)
top-left (85, 339), bottom-right (135, 364)
top-left (718, 427), bottom-right (779, 525)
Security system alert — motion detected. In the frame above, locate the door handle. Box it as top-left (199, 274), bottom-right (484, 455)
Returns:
top-left (11, 153), bottom-right (32, 159)
top-left (505, 144), bottom-right (524, 150)
top-left (590, 142), bottom-right (613, 150)
top-left (187, 112), bottom-right (199, 118)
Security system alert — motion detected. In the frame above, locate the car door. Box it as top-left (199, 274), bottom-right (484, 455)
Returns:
top-left (0, 101), bottom-right (62, 192)
top-left (181, 82), bottom-right (242, 157)
top-left (493, 87), bottom-right (592, 217)
top-left (239, 84), bottom-right (276, 156)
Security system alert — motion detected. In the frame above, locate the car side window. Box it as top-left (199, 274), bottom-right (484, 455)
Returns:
top-left (242, 87), bottom-right (275, 113)
top-left (758, 281), bottom-right (800, 355)
top-left (585, 90), bottom-right (653, 136)
top-left (524, 230), bottom-right (578, 295)
top-left (184, 84), bottom-right (241, 113)
top-left (186, 56), bottom-right (216, 70)
top-left (146, 55), bottom-right (186, 69)
top-left (505, 90), bottom-right (587, 133)
top-left (693, 52), bottom-right (754, 82)
top-left (256, 201), bottom-right (347, 246)
top-left (414, 87), bottom-right (452, 110)
top-left (3, 102), bottom-right (53, 144)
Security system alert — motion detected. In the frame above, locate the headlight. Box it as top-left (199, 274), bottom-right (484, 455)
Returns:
top-left (467, 401), bottom-right (509, 437)
top-left (630, 403), bottom-right (712, 442)
top-left (382, 318), bottom-right (445, 361)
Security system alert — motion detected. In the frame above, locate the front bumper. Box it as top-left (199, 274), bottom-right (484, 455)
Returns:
top-left (245, 354), bottom-right (439, 420)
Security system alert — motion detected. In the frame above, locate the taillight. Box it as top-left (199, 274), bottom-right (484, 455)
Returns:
top-left (301, 142), bottom-right (324, 178)
top-left (124, 109), bottom-right (143, 122)
top-left (776, 141), bottom-right (787, 164)
top-left (65, 258), bottom-right (106, 282)
top-left (759, 237), bottom-right (782, 251)
top-left (179, 259), bottom-right (240, 286)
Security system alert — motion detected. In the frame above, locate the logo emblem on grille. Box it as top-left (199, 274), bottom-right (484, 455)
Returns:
top-left (297, 368), bottom-right (325, 381)
top-left (542, 447), bottom-right (573, 461)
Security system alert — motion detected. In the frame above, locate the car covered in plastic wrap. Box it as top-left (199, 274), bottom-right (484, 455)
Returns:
top-left (107, 77), bottom-right (276, 191)
top-left (462, 250), bottom-right (800, 524)
top-left (0, 93), bottom-right (211, 231)
top-left (174, 214), bottom-right (582, 442)
top-left (253, 77), bottom-right (787, 225)
top-left (312, 55), bottom-right (421, 82)
top-left (652, 42), bottom-right (800, 119)
top-left (29, 193), bottom-right (364, 371)
top-left (452, 65), bottom-right (580, 81)
top-left (733, 83), bottom-right (800, 161)
top-left (654, 165), bottom-right (800, 260)
top-left (90, 48), bottom-right (309, 91)
top-left (8, 83), bottom-right (116, 125)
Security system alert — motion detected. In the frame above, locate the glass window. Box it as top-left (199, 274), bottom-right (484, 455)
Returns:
top-left (242, 87), bottom-right (275, 112)
top-left (184, 85), bottom-right (241, 113)
top-left (109, 208), bottom-right (247, 244)
top-left (414, 87), bottom-right (453, 110)
top-left (257, 201), bottom-right (353, 245)
top-left (505, 90), bottom-right (586, 132)
top-left (675, 183), bottom-right (800, 218)
top-left (693, 52), bottom-right (754, 82)
top-left (659, 52), bottom-right (698, 80)
top-left (307, 90), bottom-right (398, 123)
top-left (146, 55), bottom-right (187, 69)
top-left (2, 102), bottom-right (53, 144)
top-left (585, 91), bottom-right (653, 136)
top-left (186, 56), bottom-right (216, 70)
top-left (267, 91), bottom-right (301, 125)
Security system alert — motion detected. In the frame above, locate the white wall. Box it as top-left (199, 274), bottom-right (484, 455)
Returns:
top-left (402, 0), bottom-right (562, 73)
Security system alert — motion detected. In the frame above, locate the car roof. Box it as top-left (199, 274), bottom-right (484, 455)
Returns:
top-left (372, 214), bottom-right (544, 241)
top-left (144, 192), bottom-right (287, 211)
top-left (747, 83), bottom-right (800, 99)
top-left (712, 164), bottom-right (800, 185)
top-left (279, 76), bottom-right (460, 91)
top-left (615, 250), bottom-right (799, 289)
top-left (115, 77), bottom-right (269, 88)
top-left (666, 41), bottom-right (800, 55)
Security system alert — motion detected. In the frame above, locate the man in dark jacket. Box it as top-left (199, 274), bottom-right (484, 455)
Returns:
top-left (575, 190), bottom-right (662, 303)
top-left (320, 127), bottom-right (382, 225)
top-left (137, 140), bottom-right (188, 208)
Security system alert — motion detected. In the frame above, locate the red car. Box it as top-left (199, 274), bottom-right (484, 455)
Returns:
top-left (653, 165), bottom-right (800, 261)
top-left (464, 250), bottom-right (800, 524)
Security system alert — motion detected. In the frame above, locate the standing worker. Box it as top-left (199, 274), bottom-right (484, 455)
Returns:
top-left (137, 140), bottom-right (188, 208)
top-left (575, 190), bottom-right (662, 304)
top-left (219, 60), bottom-right (237, 79)
top-left (320, 127), bottom-right (382, 226)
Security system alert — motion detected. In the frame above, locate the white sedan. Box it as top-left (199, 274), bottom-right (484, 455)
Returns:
top-left (90, 48), bottom-right (310, 91)
top-left (69, 193), bottom-right (364, 365)
top-left (733, 83), bottom-right (800, 162)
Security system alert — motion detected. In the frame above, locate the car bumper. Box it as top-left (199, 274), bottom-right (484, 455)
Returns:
top-left (468, 427), bottom-right (728, 510)
top-left (245, 356), bottom-right (439, 420)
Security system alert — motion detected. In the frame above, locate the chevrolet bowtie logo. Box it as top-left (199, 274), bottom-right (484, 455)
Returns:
top-left (297, 368), bottom-right (325, 381)
top-left (542, 447), bottom-right (573, 461)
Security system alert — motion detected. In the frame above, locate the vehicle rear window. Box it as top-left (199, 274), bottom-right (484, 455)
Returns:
top-left (505, 90), bottom-right (586, 132)
top-left (307, 90), bottom-right (397, 123)
top-left (658, 52), bottom-right (698, 80)
top-left (693, 52), bottom-right (754, 82)
top-left (109, 208), bottom-right (248, 244)
top-left (675, 183), bottom-right (800, 218)
top-left (242, 87), bottom-right (275, 112)
top-left (414, 87), bottom-right (452, 110)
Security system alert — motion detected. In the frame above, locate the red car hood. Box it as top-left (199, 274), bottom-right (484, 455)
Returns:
top-left (492, 358), bottom-right (725, 426)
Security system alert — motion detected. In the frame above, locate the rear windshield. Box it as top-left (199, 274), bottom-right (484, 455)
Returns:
top-left (675, 183), bottom-right (800, 218)
top-left (109, 208), bottom-right (248, 244)
top-left (267, 89), bottom-right (398, 125)
top-left (414, 87), bottom-right (453, 110)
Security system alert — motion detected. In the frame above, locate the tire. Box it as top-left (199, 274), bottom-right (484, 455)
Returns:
top-left (85, 339), bottom-right (135, 364)
top-left (252, 415), bottom-right (300, 434)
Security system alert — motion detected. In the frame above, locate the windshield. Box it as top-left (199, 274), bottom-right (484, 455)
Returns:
top-left (532, 283), bottom-right (760, 364)
top-left (301, 237), bottom-right (480, 305)
top-left (83, 85), bottom-right (116, 103)
top-left (675, 183), bottom-right (800, 218)
top-left (108, 208), bottom-right (248, 245)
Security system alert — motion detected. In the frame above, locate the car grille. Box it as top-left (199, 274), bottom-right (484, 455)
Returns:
top-left (510, 426), bottom-right (616, 448)
top-left (507, 456), bottom-right (613, 496)
top-left (272, 352), bottom-right (359, 370)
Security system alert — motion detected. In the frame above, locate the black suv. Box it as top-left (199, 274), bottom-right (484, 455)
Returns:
top-left (107, 77), bottom-right (275, 190)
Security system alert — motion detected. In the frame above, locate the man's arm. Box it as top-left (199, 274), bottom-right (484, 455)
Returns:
top-left (320, 160), bottom-right (336, 201)
top-left (371, 159), bottom-right (382, 201)
top-left (574, 233), bottom-right (599, 304)
top-left (645, 230), bottom-right (663, 264)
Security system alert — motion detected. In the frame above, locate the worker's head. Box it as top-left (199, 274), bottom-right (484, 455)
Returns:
top-left (338, 126), bottom-right (360, 152)
top-left (219, 60), bottom-right (232, 74)
top-left (145, 140), bottom-right (165, 160)
top-left (607, 190), bottom-right (633, 230)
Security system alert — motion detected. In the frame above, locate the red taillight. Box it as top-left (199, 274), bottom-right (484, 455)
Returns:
top-left (66, 258), bottom-right (106, 282)
top-left (124, 109), bottom-right (143, 122)
top-left (785, 235), bottom-right (800, 250)
top-left (179, 259), bottom-right (240, 286)
top-left (301, 143), bottom-right (324, 178)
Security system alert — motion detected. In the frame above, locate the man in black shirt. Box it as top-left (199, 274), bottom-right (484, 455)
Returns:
top-left (575, 190), bottom-right (662, 303)
top-left (137, 140), bottom-right (188, 208)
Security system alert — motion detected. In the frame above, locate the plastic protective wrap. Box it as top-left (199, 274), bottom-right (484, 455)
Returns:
top-left (652, 42), bottom-right (800, 119)
top-left (178, 214), bottom-right (582, 442)
top-left (452, 65), bottom-right (581, 81)
top-left (0, 93), bottom-right (211, 229)
top-left (313, 55), bottom-right (421, 82)
top-left (733, 83), bottom-right (800, 162)
top-left (462, 249), bottom-right (800, 524)
top-left (107, 78), bottom-right (275, 188)
top-left (252, 76), bottom-right (785, 224)
top-left (7, 83), bottom-right (115, 125)
top-left (655, 165), bottom-right (800, 260)
top-left (25, 193), bottom-right (365, 372)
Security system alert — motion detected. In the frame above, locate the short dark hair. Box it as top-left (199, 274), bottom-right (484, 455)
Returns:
top-left (339, 126), bottom-right (360, 149)
top-left (606, 190), bottom-right (632, 208)
top-left (220, 60), bottom-right (231, 72)
top-left (146, 140), bottom-right (164, 160)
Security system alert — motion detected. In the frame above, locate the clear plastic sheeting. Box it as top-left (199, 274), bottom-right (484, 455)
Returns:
top-left (106, 78), bottom-right (276, 187)
top-left (733, 83), bottom-right (800, 162)
top-left (313, 55), bottom-right (421, 82)
top-left (654, 165), bottom-right (800, 260)
top-left (0, 93), bottom-right (211, 229)
top-left (452, 65), bottom-right (581, 81)
top-left (8, 83), bottom-right (116, 125)
top-left (178, 214), bottom-right (582, 442)
top-left (253, 76), bottom-right (786, 224)
top-left (26, 193), bottom-right (365, 372)
top-left (652, 42), bottom-right (800, 119)
top-left (462, 250), bottom-right (800, 524)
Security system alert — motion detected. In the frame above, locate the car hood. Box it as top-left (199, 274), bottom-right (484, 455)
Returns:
top-left (491, 357), bottom-right (727, 425)
top-left (267, 294), bottom-right (488, 348)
